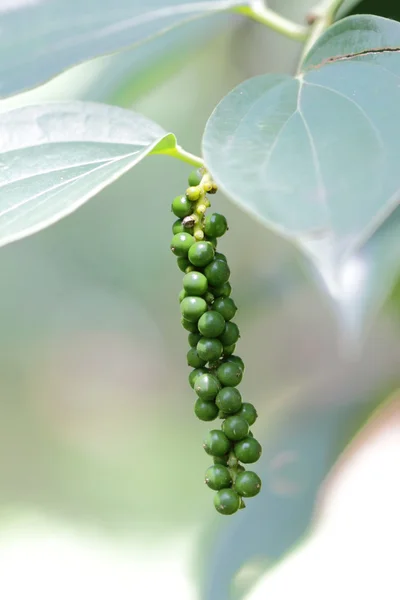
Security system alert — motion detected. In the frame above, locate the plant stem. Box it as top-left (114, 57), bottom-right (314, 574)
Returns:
top-left (164, 145), bottom-right (204, 168)
top-left (308, 0), bottom-right (346, 23)
top-left (297, 0), bottom-right (345, 72)
top-left (235, 1), bottom-right (308, 42)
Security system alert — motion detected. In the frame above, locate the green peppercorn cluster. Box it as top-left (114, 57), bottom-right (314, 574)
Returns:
top-left (170, 168), bottom-right (262, 515)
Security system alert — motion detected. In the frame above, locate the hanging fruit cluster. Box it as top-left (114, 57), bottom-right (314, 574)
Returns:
top-left (170, 168), bottom-right (262, 515)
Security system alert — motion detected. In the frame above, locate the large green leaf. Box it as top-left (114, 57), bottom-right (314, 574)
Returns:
top-left (0, 0), bottom-right (246, 98)
top-left (203, 14), bottom-right (400, 310)
top-left (0, 101), bottom-right (176, 248)
top-left (87, 17), bottom-right (230, 106)
top-left (299, 207), bottom-right (400, 346)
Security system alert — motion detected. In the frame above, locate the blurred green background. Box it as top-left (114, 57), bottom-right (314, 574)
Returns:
top-left (0, 1), bottom-right (399, 599)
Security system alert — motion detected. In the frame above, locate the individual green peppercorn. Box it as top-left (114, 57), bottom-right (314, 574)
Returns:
top-left (194, 372), bottom-right (221, 401)
top-left (223, 344), bottom-right (236, 357)
top-left (234, 437), bottom-right (262, 463)
top-left (204, 213), bottom-right (228, 238)
top-left (206, 237), bottom-right (218, 249)
top-left (180, 296), bottom-right (207, 322)
top-left (204, 260), bottom-right (230, 288)
top-left (187, 347), bottom-right (207, 368)
top-left (203, 430), bottom-right (231, 456)
top-left (172, 219), bottom-right (185, 234)
top-left (219, 322), bottom-right (240, 346)
top-left (181, 317), bottom-right (199, 333)
top-left (188, 241), bottom-right (215, 267)
top-left (188, 168), bottom-right (203, 187)
top-left (172, 195), bottom-right (192, 218)
top-left (188, 332), bottom-right (202, 347)
top-left (222, 415), bottom-right (249, 441)
top-left (179, 289), bottom-right (187, 303)
top-left (186, 186), bottom-right (201, 201)
top-left (177, 257), bottom-right (191, 273)
top-left (213, 455), bottom-right (229, 466)
top-left (211, 282), bottom-right (232, 298)
top-left (197, 337), bottom-right (223, 362)
top-left (216, 361), bottom-right (243, 387)
top-left (205, 465), bottom-right (232, 490)
top-left (216, 387), bottom-right (242, 414)
top-left (170, 232), bottom-right (195, 257)
top-left (224, 355), bottom-right (245, 372)
top-left (214, 252), bottom-right (227, 263)
top-left (189, 367), bottom-right (208, 389)
top-left (234, 471), bottom-right (262, 497)
top-left (198, 311), bottom-right (225, 338)
top-left (214, 489), bottom-right (240, 515)
top-left (235, 403), bottom-right (258, 426)
top-left (194, 398), bottom-right (219, 421)
top-left (213, 297), bottom-right (237, 321)
top-left (183, 271), bottom-right (208, 296)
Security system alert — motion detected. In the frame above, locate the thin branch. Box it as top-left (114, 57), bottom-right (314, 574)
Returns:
top-left (234, 1), bottom-right (308, 42)
top-left (298, 0), bottom-right (346, 72)
top-left (162, 145), bottom-right (204, 168)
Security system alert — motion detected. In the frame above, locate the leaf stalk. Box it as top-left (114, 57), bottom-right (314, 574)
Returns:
top-left (234, 1), bottom-right (308, 41)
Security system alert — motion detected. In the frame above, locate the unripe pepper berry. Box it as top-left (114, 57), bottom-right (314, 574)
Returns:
top-left (188, 168), bottom-right (203, 187)
top-left (172, 195), bottom-right (192, 218)
top-left (181, 317), bottom-right (199, 333)
top-left (188, 241), bottom-right (215, 267)
top-left (223, 355), bottom-right (245, 372)
top-left (234, 437), bottom-right (262, 463)
top-left (204, 259), bottom-right (230, 287)
top-left (213, 297), bottom-right (237, 321)
top-left (204, 213), bottom-right (228, 238)
top-left (177, 257), bottom-right (191, 273)
top-left (203, 430), bottom-right (231, 456)
top-left (180, 296), bottom-right (207, 322)
top-left (216, 361), bottom-right (243, 387)
top-left (197, 337), bottom-right (223, 362)
top-left (188, 367), bottom-right (208, 389)
top-left (211, 282), bottom-right (232, 298)
top-left (194, 372), bottom-right (221, 401)
top-left (223, 344), bottom-right (236, 356)
top-left (216, 387), bottom-right (242, 414)
top-left (183, 271), bottom-right (208, 296)
top-left (222, 415), bottom-right (249, 441)
top-left (187, 347), bottom-right (207, 368)
top-left (171, 232), bottom-right (195, 257)
top-left (219, 322), bottom-right (240, 346)
top-left (194, 398), bottom-right (219, 421)
top-left (214, 489), bottom-right (240, 515)
top-left (234, 471), bottom-right (262, 497)
top-left (188, 332), bottom-right (202, 347)
top-left (204, 465), bottom-right (232, 490)
top-left (235, 402), bottom-right (257, 426)
top-left (198, 311), bottom-right (225, 338)
top-left (186, 186), bottom-right (201, 201)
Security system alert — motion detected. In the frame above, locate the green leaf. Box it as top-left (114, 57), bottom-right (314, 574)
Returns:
top-left (87, 17), bottom-right (229, 106)
top-left (338, 207), bottom-right (400, 342)
top-left (301, 207), bottom-right (400, 346)
top-left (0, 101), bottom-right (176, 248)
top-left (203, 14), bottom-right (400, 321)
top-left (0, 0), bottom-right (246, 98)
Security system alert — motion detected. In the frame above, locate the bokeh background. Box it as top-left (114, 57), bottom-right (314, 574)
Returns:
top-left (0, 0), bottom-right (399, 598)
